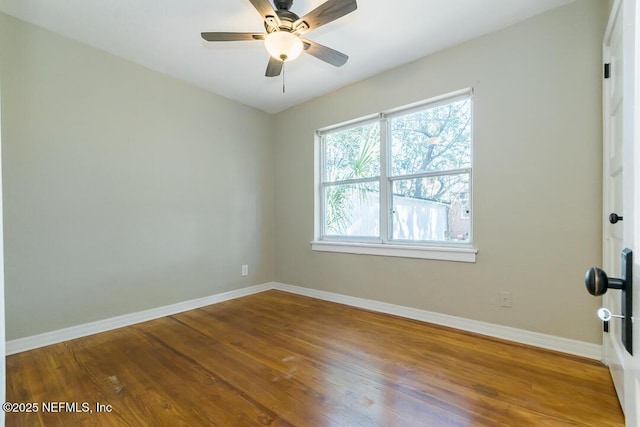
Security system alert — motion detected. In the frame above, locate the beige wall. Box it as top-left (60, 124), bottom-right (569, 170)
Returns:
top-left (0, 13), bottom-right (274, 340)
top-left (273, 0), bottom-right (607, 343)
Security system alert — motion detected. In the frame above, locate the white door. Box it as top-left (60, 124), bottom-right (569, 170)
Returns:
top-left (602, 0), bottom-right (640, 425)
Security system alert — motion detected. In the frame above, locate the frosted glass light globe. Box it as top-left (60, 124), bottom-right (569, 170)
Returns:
top-left (264, 31), bottom-right (303, 62)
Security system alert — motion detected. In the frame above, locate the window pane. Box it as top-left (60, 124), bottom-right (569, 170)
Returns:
top-left (324, 122), bottom-right (380, 182)
top-left (390, 99), bottom-right (471, 176)
top-left (324, 182), bottom-right (379, 237)
top-left (392, 174), bottom-right (470, 242)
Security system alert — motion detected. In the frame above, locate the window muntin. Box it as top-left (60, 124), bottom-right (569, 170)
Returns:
top-left (319, 90), bottom-right (472, 248)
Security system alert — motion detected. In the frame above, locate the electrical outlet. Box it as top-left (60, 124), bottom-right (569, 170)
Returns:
top-left (241, 265), bottom-right (249, 276)
top-left (499, 291), bottom-right (513, 307)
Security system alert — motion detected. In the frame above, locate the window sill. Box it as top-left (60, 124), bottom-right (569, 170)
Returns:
top-left (311, 241), bottom-right (477, 263)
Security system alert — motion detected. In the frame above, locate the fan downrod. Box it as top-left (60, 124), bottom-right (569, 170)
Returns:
top-left (274, 0), bottom-right (293, 11)
top-left (273, 0), bottom-right (293, 10)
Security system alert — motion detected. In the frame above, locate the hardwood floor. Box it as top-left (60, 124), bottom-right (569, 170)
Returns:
top-left (6, 290), bottom-right (624, 426)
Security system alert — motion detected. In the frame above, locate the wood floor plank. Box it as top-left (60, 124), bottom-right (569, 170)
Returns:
top-left (68, 326), bottom-right (281, 426)
top-left (174, 305), bottom-right (468, 426)
top-left (193, 298), bottom-right (511, 425)
top-left (197, 292), bottom-right (617, 426)
top-left (203, 291), bottom-right (620, 425)
top-left (6, 290), bottom-right (624, 426)
top-left (136, 316), bottom-right (375, 426)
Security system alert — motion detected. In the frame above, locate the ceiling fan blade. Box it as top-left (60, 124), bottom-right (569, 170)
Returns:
top-left (265, 56), bottom-right (284, 77)
top-left (201, 32), bottom-right (265, 42)
top-left (248, 0), bottom-right (281, 26)
top-left (294, 0), bottom-right (357, 32)
top-left (302, 39), bottom-right (348, 67)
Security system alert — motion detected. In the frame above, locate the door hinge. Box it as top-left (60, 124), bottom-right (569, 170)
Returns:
top-left (604, 63), bottom-right (611, 79)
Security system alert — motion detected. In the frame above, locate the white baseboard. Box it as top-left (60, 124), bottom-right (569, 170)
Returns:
top-left (270, 282), bottom-right (603, 360)
top-left (6, 281), bottom-right (601, 360)
top-left (5, 283), bottom-right (271, 355)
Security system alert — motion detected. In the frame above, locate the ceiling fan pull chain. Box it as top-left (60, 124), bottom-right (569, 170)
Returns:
top-left (282, 61), bottom-right (286, 94)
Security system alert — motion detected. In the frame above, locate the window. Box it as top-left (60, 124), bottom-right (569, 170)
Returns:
top-left (314, 89), bottom-right (476, 262)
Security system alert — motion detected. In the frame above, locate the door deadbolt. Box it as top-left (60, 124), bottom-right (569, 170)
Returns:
top-left (597, 307), bottom-right (635, 322)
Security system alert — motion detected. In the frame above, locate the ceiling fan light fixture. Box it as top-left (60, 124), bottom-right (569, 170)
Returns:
top-left (264, 31), bottom-right (303, 62)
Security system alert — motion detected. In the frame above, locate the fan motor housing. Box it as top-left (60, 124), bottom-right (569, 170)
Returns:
top-left (265, 10), bottom-right (300, 33)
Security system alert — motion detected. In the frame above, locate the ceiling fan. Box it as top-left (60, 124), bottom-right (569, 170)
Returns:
top-left (201, 0), bottom-right (358, 77)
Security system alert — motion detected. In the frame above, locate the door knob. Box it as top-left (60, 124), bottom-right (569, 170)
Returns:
top-left (609, 213), bottom-right (623, 224)
top-left (583, 248), bottom-right (633, 355)
top-left (584, 266), bottom-right (625, 296)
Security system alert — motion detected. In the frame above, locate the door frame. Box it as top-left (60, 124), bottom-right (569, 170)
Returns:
top-left (602, 0), bottom-right (640, 424)
top-left (625, 0), bottom-right (640, 422)
top-left (602, 0), bottom-right (622, 372)
top-left (0, 70), bottom-right (5, 427)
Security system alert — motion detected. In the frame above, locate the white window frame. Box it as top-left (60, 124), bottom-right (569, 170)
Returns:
top-left (312, 88), bottom-right (477, 262)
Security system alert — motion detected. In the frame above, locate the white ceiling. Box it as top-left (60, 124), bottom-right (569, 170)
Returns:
top-left (0, 0), bottom-right (574, 114)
